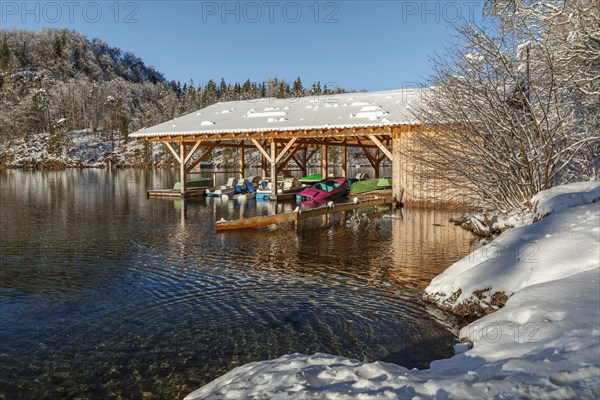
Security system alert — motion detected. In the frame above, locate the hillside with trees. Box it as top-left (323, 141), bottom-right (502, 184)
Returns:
top-left (0, 28), bottom-right (344, 168)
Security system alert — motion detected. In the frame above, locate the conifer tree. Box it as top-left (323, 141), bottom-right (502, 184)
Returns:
top-left (293, 77), bottom-right (303, 96)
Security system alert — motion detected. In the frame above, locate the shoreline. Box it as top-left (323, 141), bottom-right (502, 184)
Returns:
top-left (185, 181), bottom-right (600, 399)
top-left (0, 130), bottom-right (384, 172)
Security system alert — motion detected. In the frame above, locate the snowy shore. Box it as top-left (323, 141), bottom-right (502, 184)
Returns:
top-left (0, 130), bottom-right (166, 169)
top-left (186, 181), bottom-right (600, 399)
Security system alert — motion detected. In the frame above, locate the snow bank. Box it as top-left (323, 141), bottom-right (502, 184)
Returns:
top-left (531, 181), bottom-right (600, 221)
top-left (186, 182), bottom-right (600, 399)
top-left (425, 181), bottom-right (600, 317)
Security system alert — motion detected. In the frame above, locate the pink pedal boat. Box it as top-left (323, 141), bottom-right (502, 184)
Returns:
top-left (296, 177), bottom-right (348, 202)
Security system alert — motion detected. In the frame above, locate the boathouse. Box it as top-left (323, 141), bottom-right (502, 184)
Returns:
top-left (129, 88), bottom-right (440, 205)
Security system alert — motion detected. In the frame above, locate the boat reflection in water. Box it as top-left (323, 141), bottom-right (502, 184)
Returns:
top-left (0, 168), bottom-right (475, 400)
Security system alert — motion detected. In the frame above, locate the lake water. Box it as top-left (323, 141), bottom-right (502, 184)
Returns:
top-left (0, 169), bottom-right (474, 399)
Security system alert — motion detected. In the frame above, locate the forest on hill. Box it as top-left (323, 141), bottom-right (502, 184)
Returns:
top-left (0, 28), bottom-right (345, 168)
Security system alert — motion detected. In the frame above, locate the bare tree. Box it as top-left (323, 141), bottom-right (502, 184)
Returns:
top-left (408, 0), bottom-right (599, 211)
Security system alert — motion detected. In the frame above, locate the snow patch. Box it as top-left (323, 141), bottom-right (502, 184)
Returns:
top-left (244, 111), bottom-right (287, 118)
top-left (350, 110), bottom-right (388, 120)
top-left (359, 105), bottom-right (381, 112)
top-left (531, 181), bottom-right (600, 221)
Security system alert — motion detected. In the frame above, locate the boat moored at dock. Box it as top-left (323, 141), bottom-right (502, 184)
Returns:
top-left (173, 177), bottom-right (212, 190)
top-left (349, 177), bottom-right (392, 196)
top-left (296, 177), bottom-right (348, 202)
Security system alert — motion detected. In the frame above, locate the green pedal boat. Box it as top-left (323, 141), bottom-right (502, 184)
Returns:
top-left (349, 178), bottom-right (391, 196)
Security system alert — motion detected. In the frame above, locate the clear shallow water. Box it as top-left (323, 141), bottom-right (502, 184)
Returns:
top-left (0, 169), bottom-right (474, 399)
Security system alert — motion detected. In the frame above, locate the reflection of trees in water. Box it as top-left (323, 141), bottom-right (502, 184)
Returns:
top-left (1, 169), bottom-right (477, 399)
top-left (0, 169), bottom-right (171, 296)
top-left (1, 169), bottom-right (475, 299)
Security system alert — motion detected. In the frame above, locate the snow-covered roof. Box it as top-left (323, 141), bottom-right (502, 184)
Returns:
top-left (129, 88), bottom-right (426, 139)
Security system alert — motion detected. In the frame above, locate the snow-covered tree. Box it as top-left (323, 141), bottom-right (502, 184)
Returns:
top-left (408, 0), bottom-right (599, 211)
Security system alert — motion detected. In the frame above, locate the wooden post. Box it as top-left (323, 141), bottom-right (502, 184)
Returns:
top-left (179, 143), bottom-right (187, 196)
top-left (392, 131), bottom-right (402, 208)
top-left (374, 148), bottom-right (381, 178)
top-left (341, 144), bottom-right (347, 178)
top-left (321, 144), bottom-right (327, 178)
top-left (239, 143), bottom-right (245, 179)
top-left (301, 147), bottom-right (308, 176)
top-left (270, 140), bottom-right (277, 199)
top-left (261, 152), bottom-right (268, 178)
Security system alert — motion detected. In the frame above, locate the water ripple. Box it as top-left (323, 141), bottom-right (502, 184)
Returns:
top-left (0, 170), bottom-right (475, 399)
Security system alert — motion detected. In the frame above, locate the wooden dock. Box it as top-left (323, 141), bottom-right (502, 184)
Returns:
top-left (216, 196), bottom-right (393, 231)
top-left (147, 188), bottom-right (206, 198)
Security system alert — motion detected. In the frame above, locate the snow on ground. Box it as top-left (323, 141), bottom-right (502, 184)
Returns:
top-left (186, 181), bottom-right (600, 400)
top-left (426, 180), bottom-right (600, 317)
top-left (531, 181), bottom-right (600, 221)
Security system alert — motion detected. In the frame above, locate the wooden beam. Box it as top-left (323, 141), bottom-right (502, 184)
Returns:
top-left (270, 140), bottom-right (277, 198)
top-left (368, 134), bottom-right (393, 161)
top-left (216, 211), bottom-right (299, 231)
top-left (275, 137), bottom-right (297, 164)
top-left (392, 133), bottom-right (402, 208)
top-left (186, 147), bottom-right (214, 173)
top-left (152, 137), bottom-right (382, 148)
top-left (290, 154), bottom-right (304, 170)
top-left (295, 147), bottom-right (308, 176)
top-left (277, 146), bottom-right (300, 173)
top-left (179, 143), bottom-right (187, 195)
top-left (251, 138), bottom-right (272, 162)
top-left (372, 148), bottom-right (381, 178)
top-left (365, 155), bottom-right (377, 170)
top-left (321, 144), bottom-right (328, 178)
top-left (357, 138), bottom-right (377, 168)
top-left (143, 125), bottom-right (413, 143)
top-left (239, 144), bottom-right (245, 179)
top-left (341, 144), bottom-right (347, 178)
top-left (164, 142), bottom-right (181, 163)
top-left (304, 146), bottom-right (317, 161)
top-left (184, 140), bottom-right (204, 164)
top-left (215, 196), bottom-right (392, 231)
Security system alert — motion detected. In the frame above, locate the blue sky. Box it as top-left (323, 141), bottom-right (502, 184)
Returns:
top-left (1, 1), bottom-right (484, 91)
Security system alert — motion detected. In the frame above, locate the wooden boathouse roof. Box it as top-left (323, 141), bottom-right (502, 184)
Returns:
top-left (129, 88), bottom-right (426, 141)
